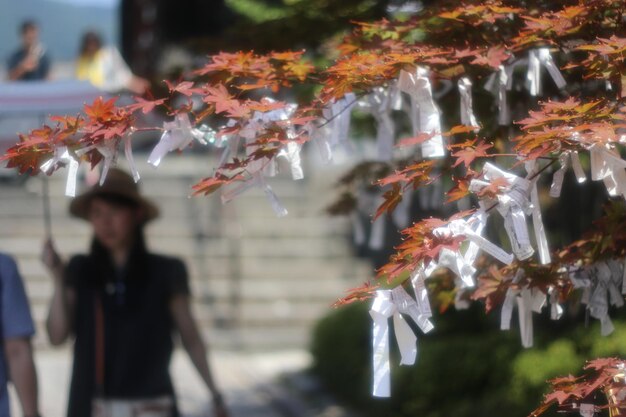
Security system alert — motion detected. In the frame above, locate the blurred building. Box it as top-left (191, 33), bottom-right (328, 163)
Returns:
top-left (120, 0), bottom-right (228, 77)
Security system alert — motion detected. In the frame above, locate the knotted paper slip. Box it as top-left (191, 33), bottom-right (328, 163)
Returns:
top-left (470, 163), bottom-right (550, 264)
top-left (40, 146), bottom-right (79, 197)
top-left (370, 287), bottom-right (434, 397)
top-left (397, 68), bottom-right (445, 158)
top-left (571, 260), bottom-right (626, 336)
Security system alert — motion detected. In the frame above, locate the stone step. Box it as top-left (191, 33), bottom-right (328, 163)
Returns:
top-left (23, 275), bottom-right (360, 307)
top-left (0, 234), bottom-right (355, 259)
top-left (29, 323), bottom-right (316, 351)
top-left (1, 216), bottom-right (351, 239)
top-left (0, 151), bottom-right (369, 351)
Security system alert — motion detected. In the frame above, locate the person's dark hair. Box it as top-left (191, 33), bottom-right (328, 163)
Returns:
top-left (20, 20), bottom-right (37, 35)
top-left (79, 31), bottom-right (102, 56)
top-left (88, 194), bottom-right (149, 289)
top-left (89, 226), bottom-right (149, 291)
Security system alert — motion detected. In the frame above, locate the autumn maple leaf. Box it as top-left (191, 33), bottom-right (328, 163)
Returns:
top-left (191, 172), bottom-right (245, 196)
top-left (333, 282), bottom-right (380, 307)
top-left (84, 96), bottom-right (117, 120)
top-left (203, 84), bottom-right (241, 116)
top-left (446, 176), bottom-right (472, 203)
top-left (471, 265), bottom-right (510, 313)
top-left (470, 46), bottom-right (511, 69)
top-left (164, 80), bottom-right (202, 97)
top-left (451, 140), bottom-right (494, 168)
top-left (373, 183), bottom-right (403, 221)
top-left (126, 96), bottom-right (167, 114)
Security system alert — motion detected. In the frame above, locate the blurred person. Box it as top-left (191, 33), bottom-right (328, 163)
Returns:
top-left (7, 20), bottom-right (51, 81)
top-left (76, 31), bottom-right (149, 94)
top-left (42, 169), bottom-right (228, 417)
top-left (0, 253), bottom-right (41, 417)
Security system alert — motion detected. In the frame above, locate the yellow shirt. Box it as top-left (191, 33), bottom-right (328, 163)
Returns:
top-left (76, 51), bottom-right (105, 88)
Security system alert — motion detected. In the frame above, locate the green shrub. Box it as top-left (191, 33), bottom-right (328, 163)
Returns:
top-left (310, 302), bottom-right (621, 417)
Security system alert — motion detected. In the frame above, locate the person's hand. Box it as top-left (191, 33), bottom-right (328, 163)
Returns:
top-left (41, 238), bottom-right (63, 275)
top-left (20, 55), bottom-right (38, 72)
top-left (212, 395), bottom-right (229, 417)
top-left (127, 76), bottom-right (150, 95)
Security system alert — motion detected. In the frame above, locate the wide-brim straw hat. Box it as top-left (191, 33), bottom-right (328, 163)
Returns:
top-left (69, 168), bottom-right (159, 223)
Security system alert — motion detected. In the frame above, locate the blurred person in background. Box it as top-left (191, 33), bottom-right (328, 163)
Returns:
top-left (76, 31), bottom-right (149, 94)
top-left (42, 169), bottom-right (228, 417)
top-left (7, 20), bottom-right (51, 81)
top-left (0, 253), bottom-right (41, 417)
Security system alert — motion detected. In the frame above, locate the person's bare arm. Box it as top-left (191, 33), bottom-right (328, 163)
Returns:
top-left (4, 337), bottom-right (39, 417)
top-left (170, 294), bottom-right (228, 417)
top-left (42, 238), bottom-right (75, 345)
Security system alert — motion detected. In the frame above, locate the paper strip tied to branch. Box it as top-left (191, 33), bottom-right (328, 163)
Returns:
top-left (360, 87), bottom-right (396, 161)
top-left (40, 146), bottom-right (79, 197)
top-left (148, 113), bottom-right (195, 167)
top-left (470, 163), bottom-right (542, 261)
top-left (550, 151), bottom-right (586, 198)
top-left (500, 270), bottom-right (549, 348)
top-left (574, 260), bottom-right (626, 336)
top-left (458, 77), bottom-right (479, 130)
top-left (397, 68), bottom-right (445, 158)
top-left (527, 48), bottom-right (567, 96)
top-left (220, 173), bottom-right (288, 218)
top-left (525, 160), bottom-right (551, 264)
top-left (589, 143), bottom-right (626, 200)
top-left (428, 214), bottom-right (514, 288)
top-left (484, 65), bottom-right (510, 126)
top-left (319, 93), bottom-right (357, 163)
top-left (370, 287), bottom-right (434, 397)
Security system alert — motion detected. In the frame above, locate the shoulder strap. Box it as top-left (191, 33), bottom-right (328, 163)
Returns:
top-left (94, 294), bottom-right (105, 396)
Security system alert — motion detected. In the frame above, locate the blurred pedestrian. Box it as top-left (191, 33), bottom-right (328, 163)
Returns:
top-left (76, 31), bottom-right (149, 94)
top-left (42, 169), bottom-right (228, 417)
top-left (7, 20), bottom-right (51, 81)
top-left (0, 253), bottom-right (41, 417)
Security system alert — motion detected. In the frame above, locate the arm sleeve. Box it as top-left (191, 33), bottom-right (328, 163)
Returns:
top-left (0, 255), bottom-right (35, 339)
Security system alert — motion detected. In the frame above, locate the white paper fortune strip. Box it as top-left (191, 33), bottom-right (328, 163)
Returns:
top-left (525, 160), bottom-right (551, 264)
top-left (470, 163), bottom-right (536, 261)
top-left (572, 260), bottom-right (625, 336)
top-left (397, 68), bottom-right (445, 158)
top-left (527, 48), bottom-right (567, 97)
top-left (40, 146), bottom-right (79, 197)
top-left (220, 173), bottom-right (288, 218)
top-left (123, 135), bottom-right (140, 182)
top-left (362, 87), bottom-right (396, 161)
top-left (500, 270), bottom-right (547, 347)
top-left (458, 77), bottom-right (479, 129)
top-left (589, 143), bottom-right (626, 200)
top-left (148, 113), bottom-right (194, 167)
top-left (484, 65), bottom-right (510, 126)
top-left (370, 287), bottom-right (434, 397)
top-left (319, 93), bottom-right (357, 163)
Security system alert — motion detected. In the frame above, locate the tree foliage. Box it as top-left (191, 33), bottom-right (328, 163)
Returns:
top-left (4, 0), bottom-right (626, 413)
